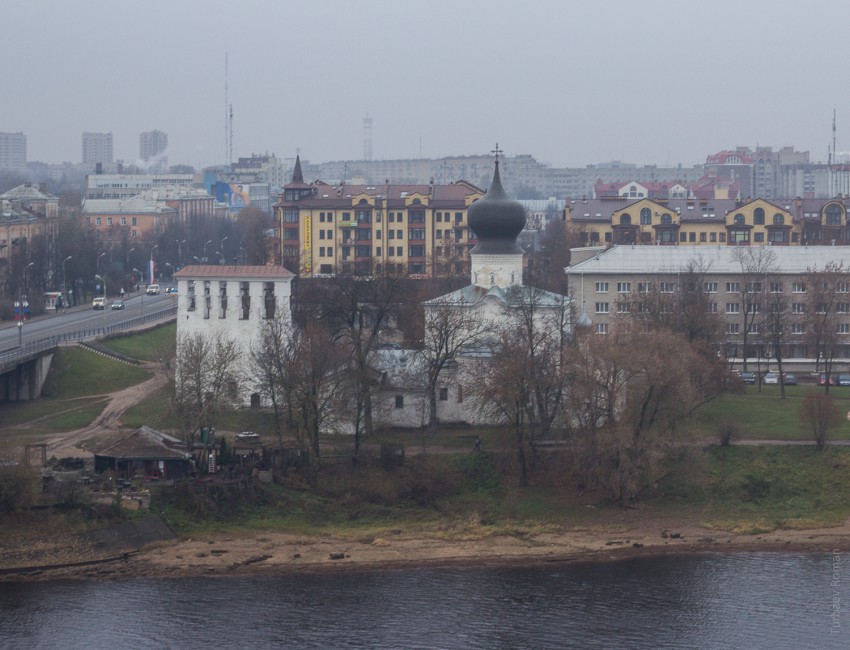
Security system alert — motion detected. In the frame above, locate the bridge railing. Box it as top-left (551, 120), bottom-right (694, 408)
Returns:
top-left (0, 304), bottom-right (177, 367)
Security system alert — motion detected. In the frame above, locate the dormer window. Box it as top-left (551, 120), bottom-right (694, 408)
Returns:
top-left (734, 213), bottom-right (745, 224)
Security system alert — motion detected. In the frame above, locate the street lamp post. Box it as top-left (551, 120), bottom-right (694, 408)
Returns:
top-left (220, 236), bottom-right (229, 259)
top-left (165, 262), bottom-right (173, 281)
top-left (203, 240), bottom-right (213, 261)
top-left (126, 247), bottom-right (135, 271)
top-left (177, 240), bottom-right (186, 267)
top-left (62, 256), bottom-right (72, 310)
top-left (133, 268), bottom-right (145, 319)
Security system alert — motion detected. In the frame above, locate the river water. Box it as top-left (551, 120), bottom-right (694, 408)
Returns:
top-left (0, 552), bottom-right (847, 649)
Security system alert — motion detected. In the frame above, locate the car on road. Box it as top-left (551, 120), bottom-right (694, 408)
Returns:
top-left (763, 372), bottom-right (779, 384)
top-left (740, 371), bottom-right (756, 384)
top-left (782, 373), bottom-right (797, 386)
top-left (165, 286), bottom-right (177, 295)
top-left (92, 297), bottom-right (106, 310)
top-left (839, 374), bottom-right (850, 387)
top-left (145, 284), bottom-right (161, 295)
top-left (110, 300), bottom-right (125, 310)
top-left (819, 373), bottom-right (837, 386)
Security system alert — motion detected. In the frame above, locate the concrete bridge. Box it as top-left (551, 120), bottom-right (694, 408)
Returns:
top-left (0, 340), bottom-right (56, 401)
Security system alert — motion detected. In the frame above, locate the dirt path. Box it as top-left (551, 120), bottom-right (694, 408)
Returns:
top-left (44, 362), bottom-right (168, 458)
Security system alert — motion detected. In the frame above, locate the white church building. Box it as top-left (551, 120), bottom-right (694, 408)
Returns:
top-left (373, 157), bottom-right (573, 429)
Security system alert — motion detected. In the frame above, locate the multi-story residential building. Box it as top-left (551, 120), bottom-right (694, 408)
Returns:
top-left (81, 196), bottom-right (178, 242)
top-left (82, 132), bottom-right (113, 167)
top-left (566, 245), bottom-right (850, 361)
top-left (0, 132), bottom-right (27, 173)
top-left (275, 156), bottom-right (484, 277)
top-left (0, 183), bottom-right (61, 288)
top-left (139, 130), bottom-right (168, 173)
top-left (566, 196), bottom-right (850, 247)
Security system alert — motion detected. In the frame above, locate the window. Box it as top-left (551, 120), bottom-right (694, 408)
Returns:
top-left (283, 210), bottom-right (298, 223)
top-left (395, 395), bottom-right (404, 409)
top-left (409, 211), bottom-right (425, 224)
top-left (726, 323), bottom-right (740, 335)
top-left (439, 387), bottom-right (448, 401)
top-left (659, 282), bottom-right (674, 293)
top-left (792, 282), bottom-right (805, 293)
top-left (747, 323), bottom-right (761, 334)
top-left (710, 232), bottom-right (717, 242)
top-left (747, 282), bottom-right (762, 293)
top-left (319, 230), bottom-right (325, 240)
top-left (700, 232), bottom-right (707, 242)
top-left (596, 323), bottom-right (608, 334)
top-left (689, 232), bottom-right (696, 242)
top-left (746, 303), bottom-right (760, 314)
top-left (409, 228), bottom-right (425, 240)
top-left (754, 208), bottom-right (765, 225)
top-left (356, 245), bottom-right (370, 257)
top-left (839, 324), bottom-right (850, 335)
top-left (595, 282), bottom-right (609, 293)
top-left (730, 229), bottom-right (749, 244)
top-left (704, 282), bottom-right (718, 293)
top-left (283, 228), bottom-right (298, 241)
top-left (595, 302), bottom-right (609, 314)
top-left (792, 303), bottom-right (805, 314)
top-left (397, 229), bottom-right (403, 239)
top-left (620, 214), bottom-right (631, 225)
top-left (826, 203), bottom-right (843, 225)
top-left (726, 282), bottom-right (740, 293)
top-left (754, 232), bottom-right (764, 243)
top-left (389, 230), bottom-right (395, 240)
top-left (734, 213), bottom-right (745, 224)
top-left (661, 213), bottom-right (672, 224)
top-left (726, 303), bottom-right (740, 314)
top-left (409, 245), bottom-right (425, 257)
top-left (773, 214), bottom-right (785, 225)
top-left (658, 230), bottom-right (676, 243)
top-left (770, 282), bottom-right (783, 293)
top-left (792, 323), bottom-right (806, 335)
top-left (617, 282), bottom-right (631, 293)
top-left (838, 303), bottom-right (850, 314)
top-left (709, 302), bottom-right (718, 313)
top-left (839, 282), bottom-right (850, 293)
top-left (638, 282), bottom-right (652, 293)
top-left (616, 301), bottom-right (630, 313)
top-left (640, 207), bottom-right (651, 225)
top-left (356, 209), bottom-right (371, 224)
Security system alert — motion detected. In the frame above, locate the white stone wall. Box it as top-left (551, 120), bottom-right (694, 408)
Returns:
top-left (176, 274), bottom-right (292, 405)
top-left (471, 253), bottom-right (523, 289)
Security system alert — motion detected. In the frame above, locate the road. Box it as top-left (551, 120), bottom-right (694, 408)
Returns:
top-left (0, 291), bottom-right (176, 350)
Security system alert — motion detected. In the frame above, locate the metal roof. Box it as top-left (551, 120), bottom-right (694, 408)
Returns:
top-left (174, 264), bottom-right (295, 280)
top-left (566, 244), bottom-right (850, 276)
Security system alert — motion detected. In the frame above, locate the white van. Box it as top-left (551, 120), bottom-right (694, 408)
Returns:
top-left (146, 284), bottom-right (161, 295)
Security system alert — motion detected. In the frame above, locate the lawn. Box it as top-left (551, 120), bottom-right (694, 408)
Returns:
top-left (655, 445), bottom-right (850, 533)
top-left (102, 322), bottom-right (176, 362)
top-left (40, 347), bottom-right (151, 399)
top-left (694, 385), bottom-right (850, 441)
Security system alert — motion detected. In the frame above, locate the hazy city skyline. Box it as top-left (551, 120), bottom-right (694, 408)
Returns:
top-left (5, 0), bottom-right (850, 169)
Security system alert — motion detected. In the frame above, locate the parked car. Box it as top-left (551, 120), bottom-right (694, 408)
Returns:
top-left (819, 373), bottom-right (836, 386)
top-left (92, 297), bottom-right (106, 310)
top-left (146, 284), bottom-right (161, 295)
top-left (236, 431), bottom-right (260, 441)
top-left (740, 371), bottom-right (756, 385)
top-left (165, 286), bottom-right (177, 294)
top-left (110, 300), bottom-right (125, 310)
top-left (763, 372), bottom-right (779, 385)
top-left (839, 374), bottom-right (850, 387)
top-left (782, 373), bottom-right (797, 386)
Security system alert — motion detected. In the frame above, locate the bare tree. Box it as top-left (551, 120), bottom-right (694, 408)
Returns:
top-left (173, 331), bottom-right (241, 469)
top-left (805, 262), bottom-right (846, 388)
top-left (308, 265), bottom-right (407, 457)
top-left (419, 295), bottom-right (489, 432)
top-left (799, 392), bottom-right (842, 450)
top-left (764, 275), bottom-right (791, 398)
top-left (731, 247), bottom-right (776, 373)
top-left (565, 323), bottom-right (728, 504)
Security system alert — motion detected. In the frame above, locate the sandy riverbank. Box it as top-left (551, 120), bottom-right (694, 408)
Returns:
top-left (5, 512), bottom-right (850, 582)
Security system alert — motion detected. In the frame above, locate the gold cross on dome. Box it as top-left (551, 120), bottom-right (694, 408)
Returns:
top-left (490, 143), bottom-right (503, 162)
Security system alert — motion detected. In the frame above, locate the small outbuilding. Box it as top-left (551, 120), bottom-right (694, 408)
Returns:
top-left (92, 426), bottom-right (192, 480)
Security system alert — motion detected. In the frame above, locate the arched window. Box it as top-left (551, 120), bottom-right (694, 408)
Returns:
top-left (734, 213), bottom-right (745, 224)
top-left (620, 214), bottom-right (631, 225)
top-left (640, 207), bottom-right (652, 225)
top-left (661, 213), bottom-right (672, 224)
top-left (825, 204), bottom-right (843, 226)
top-left (773, 214), bottom-right (785, 225)
top-left (754, 207), bottom-right (765, 225)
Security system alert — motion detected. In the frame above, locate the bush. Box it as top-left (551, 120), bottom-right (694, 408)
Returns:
top-left (716, 417), bottom-right (739, 447)
top-left (0, 465), bottom-right (40, 513)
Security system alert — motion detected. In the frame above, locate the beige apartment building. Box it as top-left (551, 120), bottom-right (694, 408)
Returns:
top-left (566, 245), bottom-right (850, 363)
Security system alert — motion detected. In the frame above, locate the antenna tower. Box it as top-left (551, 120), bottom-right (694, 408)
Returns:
top-left (363, 114), bottom-right (373, 161)
top-left (225, 52), bottom-right (230, 167)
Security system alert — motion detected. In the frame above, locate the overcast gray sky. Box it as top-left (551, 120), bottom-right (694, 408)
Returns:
top-left (5, 0), bottom-right (849, 169)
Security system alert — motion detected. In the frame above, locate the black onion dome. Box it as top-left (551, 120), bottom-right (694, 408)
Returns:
top-left (468, 161), bottom-right (526, 254)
